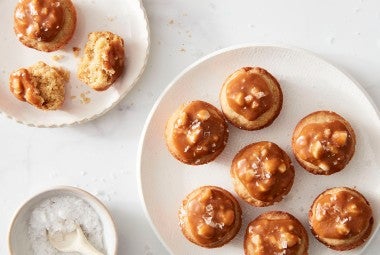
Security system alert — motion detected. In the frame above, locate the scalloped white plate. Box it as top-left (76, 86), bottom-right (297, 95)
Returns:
top-left (0, 0), bottom-right (149, 127)
top-left (138, 45), bottom-right (380, 255)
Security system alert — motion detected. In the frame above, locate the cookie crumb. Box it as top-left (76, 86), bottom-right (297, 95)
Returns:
top-left (80, 93), bottom-right (91, 104)
top-left (73, 47), bottom-right (81, 57)
top-left (52, 55), bottom-right (64, 61)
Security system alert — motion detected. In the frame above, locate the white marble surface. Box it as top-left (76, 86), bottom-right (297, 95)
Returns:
top-left (1, 0), bottom-right (380, 254)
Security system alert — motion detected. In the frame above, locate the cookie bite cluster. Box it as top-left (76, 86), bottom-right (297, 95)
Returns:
top-left (166, 66), bottom-right (372, 254)
top-left (10, 0), bottom-right (127, 110)
top-left (179, 186), bottom-right (242, 248)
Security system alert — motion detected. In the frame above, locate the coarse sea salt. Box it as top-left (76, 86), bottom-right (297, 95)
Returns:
top-left (28, 195), bottom-right (105, 255)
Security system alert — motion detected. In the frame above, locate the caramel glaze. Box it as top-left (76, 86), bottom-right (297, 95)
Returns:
top-left (232, 142), bottom-right (294, 202)
top-left (226, 68), bottom-right (273, 121)
top-left (171, 101), bottom-right (228, 164)
top-left (180, 187), bottom-right (239, 246)
top-left (294, 121), bottom-right (353, 172)
top-left (9, 68), bottom-right (44, 107)
top-left (310, 188), bottom-right (372, 240)
top-left (245, 212), bottom-right (307, 255)
top-left (14, 0), bottom-right (64, 42)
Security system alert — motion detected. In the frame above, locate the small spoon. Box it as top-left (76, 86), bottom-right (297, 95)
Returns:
top-left (48, 225), bottom-right (104, 255)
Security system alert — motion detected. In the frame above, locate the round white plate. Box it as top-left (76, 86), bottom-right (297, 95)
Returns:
top-left (0, 0), bottom-right (149, 127)
top-left (138, 45), bottom-right (380, 255)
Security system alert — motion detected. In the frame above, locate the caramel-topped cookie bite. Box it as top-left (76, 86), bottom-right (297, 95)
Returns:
top-left (9, 61), bottom-right (69, 110)
top-left (245, 211), bottom-right (308, 255)
top-left (220, 67), bottom-right (283, 130)
top-left (309, 187), bottom-right (373, 251)
top-left (292, 111), bottom-right (356, 175)
top-left (78, 31), bottom-right (125, 91)
top-left (231, 141), bottom-right (294, 207)
top-left (165, 101), bottom-right (229, 165)
top-left (179, 186), bottom-right (242, 248)
top-left (14, 0), bottom-right (77, 52)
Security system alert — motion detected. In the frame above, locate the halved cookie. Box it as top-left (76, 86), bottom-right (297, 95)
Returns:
top-left (78, 31), bottom-right (125, 91)
top-left (179, 186), bottom-right (242, 248)
top-left (292, 111), bottom-right (356, 175)
top-left (220, 67), bottom-right (283, 130)
top-left (14, 0), bottom-right (77, 52)
top-left (309, 187), bottom-right (373, 251)
top-left (9, 61), bottom-right (69, 110)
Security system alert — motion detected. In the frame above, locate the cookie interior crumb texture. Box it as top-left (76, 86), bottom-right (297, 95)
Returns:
top-left (78, 31), bottom-right (125, 91)
top-left (9, 61), bottom-right (69, 110)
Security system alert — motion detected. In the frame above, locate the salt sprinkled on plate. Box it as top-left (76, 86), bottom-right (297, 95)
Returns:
top-left (28, 196), bottom-right (105, 255)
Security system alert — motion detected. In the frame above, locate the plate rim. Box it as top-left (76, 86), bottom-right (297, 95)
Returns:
top-left (137, 43), bottom-right (380, 255)
top-left (0, 0), bottom-right (151, 128)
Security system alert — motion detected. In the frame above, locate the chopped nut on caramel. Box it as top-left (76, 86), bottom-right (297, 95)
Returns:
top-left (197, 223), bottom-right (215, 238)
top-left (244, 94), bottom-right (253, 103)
top-left (176, 112), bottom-right (188, 127)
top-left (315, 203), bottom-right (326, 221)
top-left (199, 188), bottom-right (212, 203)
top-left (332, 131), bottom-right (348, 147)
top-left (187, 127), bottom-right (202, 144)
top-left (233, 92), bottom-right (245, 106)
top-left (217, 209), bottom-right (235, 226)
top-left (324, 128), bottom-right (332, 138)
top-left (347, 203), bottom-right (359, 214)
top-left (249, 86), bottom-right (266, 99)
top-left (336, 223), bottom-right (350, 236)
top-left (310, 140), bottom-right (324, 159)
top-left (263, 159), bottom-right (278, 174)
top-left (261, 148), bottom-right (268, 157)
top-left (196, 109), bottom-right (210, 121)
top-left (279, 232), bottom-right (299, 248)
top-left (278, 163), bottom-right (287, 173)
top-left (318, 162), bottom-right (330, 171)
top-left (251, 101), bottom-right (259, 109)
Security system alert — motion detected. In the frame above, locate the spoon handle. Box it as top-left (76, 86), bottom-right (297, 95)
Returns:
top-left (76, 241), bottom-right (104, 255)
top-left (75, 227), bottom-right (104, 255)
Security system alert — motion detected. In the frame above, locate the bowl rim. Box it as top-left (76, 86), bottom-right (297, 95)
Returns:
top-left (8, 185), bottom-right (118, 255)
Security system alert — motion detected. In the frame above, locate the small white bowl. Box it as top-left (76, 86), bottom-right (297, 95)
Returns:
top-left (8, 186), bottom-right (118, 255)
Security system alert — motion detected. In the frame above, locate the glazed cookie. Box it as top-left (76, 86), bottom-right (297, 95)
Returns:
top-left (179, 186), bottom-right (242, 248)
top-left (165, 101), bottom-right (229, 165)
top-left (245, 211), bottom-right (309, 255)
top-left (231, 141), bottom-right (294, 207)
top-left (292, 111), bottom-right (356, 175)
top-left (9, 61), bottom-right (69, 110)
top-left (309, 187), bottom-right (373, 251)
top-left (14, 0), bottom-right (77, 52)
top-left (220, 67), bottom-right (283, 130)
